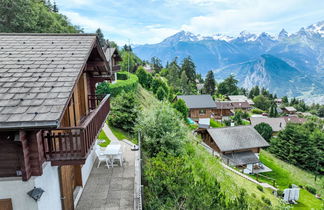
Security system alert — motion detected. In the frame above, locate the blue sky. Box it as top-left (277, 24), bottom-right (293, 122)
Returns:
top-left (55, 0), bottom-right (324, 45)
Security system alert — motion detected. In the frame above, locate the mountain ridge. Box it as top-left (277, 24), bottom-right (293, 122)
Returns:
top-left (133, 21), bottom-right (324, 103)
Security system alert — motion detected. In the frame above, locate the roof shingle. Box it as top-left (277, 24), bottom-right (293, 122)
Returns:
top-left (0, 34), bottom-right (98, 129)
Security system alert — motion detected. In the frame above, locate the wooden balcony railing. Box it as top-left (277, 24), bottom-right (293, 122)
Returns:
top-left (112, 65), bottom-right (121, 72)
top-left (42, 94), bottom-right (110, 165)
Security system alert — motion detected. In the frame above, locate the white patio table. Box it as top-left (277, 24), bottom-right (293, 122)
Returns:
top-left (103, 144), bottom-right (121, 168)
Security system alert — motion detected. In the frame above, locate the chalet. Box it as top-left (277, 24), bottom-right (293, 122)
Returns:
top-left (176, 95), bottom-right (217, 121)
top-left (228, 95), bottom-right (254, 106)
top-left (231, 101), bottom-right (252, 110)
top-left (284, 116), bottom-right (307, 124)
top-left (202, 126), bottom-right (269, 170)
top-left (0, 34), bottom-right (115, 210)
top-left (214, 101), bottom-right (234, 119)
top-left (282, 106), bottom-right (297, 115)
top-left (103, 47), bottom-right (122, 83)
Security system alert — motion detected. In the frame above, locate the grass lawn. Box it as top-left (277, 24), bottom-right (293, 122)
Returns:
top-left (252, 150), bottom-right (324, 209)
top-left (97, 130), bottom-right (111, 147)
top-left (107, 121), bottom-right (138, 144)
top-left (210, 119), bottom-right (225, 128)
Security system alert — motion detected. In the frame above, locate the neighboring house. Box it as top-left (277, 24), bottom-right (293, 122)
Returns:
top-left (0, 34), bottom-right (113, 210)
top-left (214, 101), bottom-right (234, 119)
top-left (284, 116), bottom-right (307, 124)
top-left (282, 106), bottom-right (297, 115)
top-left (176, 95), bottom-right (217, 121)
top-left (228, 95), bottom-right (254, 106)
top-left (250, 117), bottom-right (287, 134)
top-left (103, 47), bottom-right (122, 83)
top-left (231, 101), bottom-right (252, 111)
top-left (201, 126), bottom-right (269, 172)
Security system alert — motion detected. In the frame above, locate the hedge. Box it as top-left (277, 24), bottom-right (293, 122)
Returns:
top-left (96, 72), bottom-right (138, 96)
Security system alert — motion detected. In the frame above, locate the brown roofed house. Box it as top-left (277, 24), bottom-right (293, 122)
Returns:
top-left (282, 106), bottom-right (297, 115)
top-left (0, 33), bottom-right (114, 209)
top-left (176, 95), bottom-right (217, 121)
top-left (202, 126), bottom-right (269, 169)
top-left (103, 47), bottom-right (122, 82)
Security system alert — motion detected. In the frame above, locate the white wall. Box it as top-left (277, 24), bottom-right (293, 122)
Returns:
top-left (34, 163), bottom-right (61, 210)
top-left (0, 162), bottom-right (61, 210)
top-left (81, 148), bottom-right (96, 185)
top-left (0, 177), bottom-right (37, 210)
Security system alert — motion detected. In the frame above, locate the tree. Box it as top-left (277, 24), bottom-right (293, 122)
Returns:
top-left (166, 60), bottom-right (181, 91)
top-left (53, 1), bottom-right (58, 12)
top-left (217, 75), bottom-right (239, 95)
top-left (96, 28), bottom-right (105, 47)
top-left (269, 103), bottom-right (278, 117)
top-left (136, 66), bottom-right (151, 89)
top-left (136, 104), bottom-right (188, 157)
top-left (151, 57), bottom-right (163, 73)
top-left (254, 123), bottom-right (273, 142)
top-left (318, 106), bottom-right (324, 117)
top-left (156, 86), bottom-right (167, 101)
top-left (108, 91), bottom-right (140, 133)
top-left (181, 57), bottom-right (196, 84)
top-left (173, 99), bottom-right (189, 120)
top-left (282, 96), bottom-right (289, 104)
top-left (253, 95), bottom-right (271, 111)
top-left (203, 70), bottom-right (216, 95)
top-left (152, 78), bottom-right (169, 95)
top-left (0, 0), bottom-right (82, 33)
top-left (180, 71), bottom-right (192, 94)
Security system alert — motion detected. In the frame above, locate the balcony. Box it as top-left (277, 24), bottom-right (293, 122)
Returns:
top-left (112, 65), bottom-right (121, 72)
top-left (42, 94), bottom-right (110, 166)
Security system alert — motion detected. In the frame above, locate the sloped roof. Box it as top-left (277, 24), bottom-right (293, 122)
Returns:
top-left (0, 33), bottom-right (105, 129)
top-left (250, 117), bottom-right (286, 132)
top-left (177, 95), bottom-right (216, 109)
top-left (228, 95), bottom-right (248, 102)
top-left (231, 101), bottom-right (251, 109)
top-left (283, 106), bottom-right (297, 112)
top-left (104, 47), bottom-right (121, 62)
top-left (284, 116), bottom-right (307, 124)
top-left (207, 126), bottom-right (269, 152)
top-left (215, 101), bottom-right (234, 109)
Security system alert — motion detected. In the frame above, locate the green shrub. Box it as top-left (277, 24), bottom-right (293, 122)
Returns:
top-left (173, 99), bottom-right (189, 120)
top-left (261, 196), bottom-right (271, 206)
top-left (136, 103), bottom-right (188, 157)
top-left (257, 185), bottom-right (264, 192)
top-left (305, 186), bottom-right (317, 195)
top-left (251, 108), bottom-right (264, 114)
top-left (188, 124), bottom-right (198, 130)
top-left (108, 91), bottom-right (140, 133)
top-left (96, 72), bottom-right (138, 96)
top-left (156, 86), bottom-right (167, 101)
top-left (276, 190), bottom-right (283, 197)
top-left (254, 122), bottom-right (273, 142)
top-left (210, 119), bottom-right (225, 128)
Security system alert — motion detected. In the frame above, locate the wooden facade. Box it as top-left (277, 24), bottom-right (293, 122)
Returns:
top-left (0, 43), bottom-right (111, 181)
top-left (189, 108), bottom-right (214, 120)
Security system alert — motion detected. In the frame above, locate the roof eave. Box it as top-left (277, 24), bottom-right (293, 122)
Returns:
top-left (0, 120), bottom-right (58, 130)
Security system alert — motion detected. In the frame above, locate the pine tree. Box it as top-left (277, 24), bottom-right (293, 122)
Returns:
top-left (96, 28), bottom-right (105, 47)
top-left (180, 71), bottom-right (191, 94)
top-left (53, 1), bottom-right (58, 12)
top-left (181, 57), bottom-right (196, 84)
top-left (254, 86), bottom-right (260, 96)
top-left (203, 70), bottom-right (216, 95)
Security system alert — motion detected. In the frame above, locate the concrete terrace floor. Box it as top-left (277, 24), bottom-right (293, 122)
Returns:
top-left (76, 140), bottom-right (135, 210)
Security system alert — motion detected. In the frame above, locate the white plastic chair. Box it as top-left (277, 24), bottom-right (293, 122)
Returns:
top-left (112, 145), bottom-right (124, 167)
top-left (95, 149), bottom-right (109, 168)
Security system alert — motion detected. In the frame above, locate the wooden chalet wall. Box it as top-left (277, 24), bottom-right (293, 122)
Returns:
top-left (189, 108), bottom-right (214, 119)
top-left (60, 72), bottom-right (89, 128)
top-left (0, 130), bottom-right (45, 181)
top-left (213, 109), bottom-right (233, 118)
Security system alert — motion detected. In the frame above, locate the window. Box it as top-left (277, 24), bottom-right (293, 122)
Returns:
top-left (199, 109), bottom-right (206, 115)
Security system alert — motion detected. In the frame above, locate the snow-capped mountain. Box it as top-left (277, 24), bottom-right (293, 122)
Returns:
top-left (133, 21), bottom-right (324, 103)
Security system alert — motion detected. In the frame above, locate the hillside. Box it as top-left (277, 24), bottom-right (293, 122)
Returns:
top-left (133, 21), bottom-right (324, 102)
top-left (135, 86), bottom-right (282, 208)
